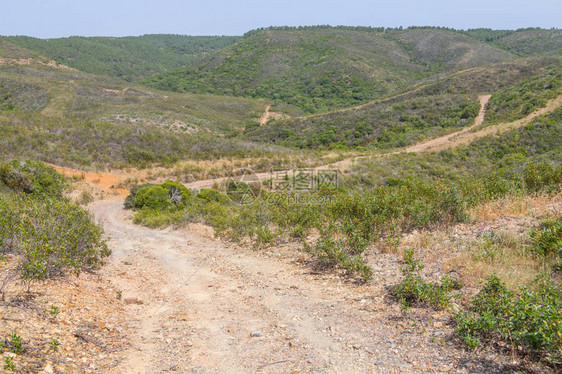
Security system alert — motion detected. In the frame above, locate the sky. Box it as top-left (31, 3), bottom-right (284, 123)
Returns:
top-left (0, 0), bottom-right (560, 38)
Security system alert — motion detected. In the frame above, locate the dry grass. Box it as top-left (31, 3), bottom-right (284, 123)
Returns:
top-left (470, 192), bottom-right (562, 221)
top-left (445, 231), bottom-right (556, 291)
top-left (400, 192), bottom-right (562, 293)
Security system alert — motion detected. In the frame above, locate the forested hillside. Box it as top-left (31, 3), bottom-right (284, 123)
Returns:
top-left (143, 26), bottom-right (560, 113)
top-left (1, 34), bottom-right (240, 81)
top-left (247, 56), bottom-right (562, 149)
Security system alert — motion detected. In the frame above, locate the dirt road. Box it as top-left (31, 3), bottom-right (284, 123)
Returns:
top-left (76, 93), bottom-right (562, 373)
top-left (52, 94), bottom-right (562, 193)
top-left (259, 104), bottom-right (272, 125)
top-left (91, 200), bottom-right (474, 373)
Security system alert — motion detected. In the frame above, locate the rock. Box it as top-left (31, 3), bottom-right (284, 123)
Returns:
top-left (124, 297), bottom-right (143, 305)
top-left (250, 331), bottom-right (262, 337)
top-left (375, 360), bottom-right (384, 365)
top-left (42, 363), bottom-right (54, 373)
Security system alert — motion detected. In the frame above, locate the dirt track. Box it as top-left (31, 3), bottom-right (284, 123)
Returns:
top-left (90, 200), bottom-right (474, 373)
top-left (78, 94), bottom-right (562, 373)
top-left (52, 94), bottom-right (562, 192)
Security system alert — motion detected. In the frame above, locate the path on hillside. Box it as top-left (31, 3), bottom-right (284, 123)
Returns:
top-left (54, 94), bottom-right (561, 193)
top-left (401, 95), bottom-right (491, 153)
top-left (91, 200), bottom-right (471, 373)
top-left (328, 93), bottom-right (561, 169)
top-left (259, 104), bottom-right (272, 125)
top-left (296, 64), bottom-right (494, 121)
top-left (259, 104), bottom-right (286, 125)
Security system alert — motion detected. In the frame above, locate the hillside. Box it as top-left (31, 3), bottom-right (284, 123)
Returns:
top-left (2, 24), bottom-right (562, 374)
top-left (142, 26), bottom-right (547, 113)
top-left (247, 56), bottom-right (562, 149)
top-left (0, 48), bottom-right (312, 169)
top-left (0, 34), bottom-right (240, 81)
top-left (464, 27), bottom-right (562, 56)
top-left (0, 45), bottom-right (275, 129)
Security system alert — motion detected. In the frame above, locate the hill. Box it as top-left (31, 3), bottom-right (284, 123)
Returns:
top-left (141, 26), bottom-right (550, 113)
top-left (463, 27), bottom-right (562, 56)
top-left (0, 47), bottom-right (309, 169)
top-left (246, 56), bottom-right (562, 149)
top-left (0, 34), bottom-right (240, 81)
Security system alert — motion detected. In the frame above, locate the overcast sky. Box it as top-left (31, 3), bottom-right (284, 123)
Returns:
top-left (1, 0), bottom-right (560, 38)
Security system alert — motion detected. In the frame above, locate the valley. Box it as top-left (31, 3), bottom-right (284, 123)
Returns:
top-left (1, 25), bottom-right (561, 373)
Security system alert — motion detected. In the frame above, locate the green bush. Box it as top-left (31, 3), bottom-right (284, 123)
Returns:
top-left (126, 181), bottom-right (193, 211)
top-left (392, 248), bottom-right (462, 310)
top-left (524, 162), bottom-right (562, 193)
top-left (0, 160), bottom-right (109, 284)
top-left (124, 183), bottom-right (156, 209)
top-left (161, 180), bottom-right (193, 207)
top-left (455, 275), bottom-right (562, 364)
top-left (196, 188), bottom-right (229, 203)
top-left (0, 160), bottom-right (67, 197)
top-left (307, 224), bottom-right (372, 281)
top-left (0, 194), bottom-right (110, 281)
top-left (530, 219), bottom-right (562, 272)
top-left (134, 185), bottom-right (171, 211)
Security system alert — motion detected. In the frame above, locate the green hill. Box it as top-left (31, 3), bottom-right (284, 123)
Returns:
top-left (0, 48), bottom-right (305, 169)
top-left (142, 26), bottom-right (529, 113)
top-left (463, 28), bottom-right (562, 56)
top-left (246, 56), bottom-right (562, 149)
top-left (0, 34), bottom-right (240, 81)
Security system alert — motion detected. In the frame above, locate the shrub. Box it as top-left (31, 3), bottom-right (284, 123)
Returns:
top-left (0, 160), bottom-right (67, 197)
top-left (124, 183), bottom-right (156, 209)
top-left (126, 181), bottom-right (193, 211)
top-left (10, 195), bottom-right (110, 281)
top-left (392, 248), bottom-right (462, 310)
top-left (455, 275), bottom-right (562, 364)
top-left (196, 188), bottom-right (229, 203)
top-left (161, 180), bottom-right (193, 207)
top-left (76, 190), bottom-right (94, 205)
top-left (134, 185), bottom-right (171, 211)
top-left (530, 218), bottom-right (562, 257)
top-left (0, 160), bottom-right (109, 285)
top-left (307, 224), bottom-right (373, 281)
top-left (524, 162), bottom-right (562, 193)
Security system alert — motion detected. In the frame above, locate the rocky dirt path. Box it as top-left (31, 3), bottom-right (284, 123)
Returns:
top-left (90, 200), bottom-right (480, 373)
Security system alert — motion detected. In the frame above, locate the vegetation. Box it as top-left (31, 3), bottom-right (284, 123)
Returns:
top-left (463, 28), bottom-right (562, 56)
top-left (1, 35), bottom-right (240, 81)
top-left (129, 106), bottom-right (562, 285)
top-left (393, 248), bottom-right (462, 310)
top-left (0, 111), bottom-right (308, 169)
top-left (0, 160), bottom-right (109, 289)
top-left (485, 69), bottom-right (562, 125)
top-left (0, 58), bottom-right (272, 133)
top-left (530, 218), bottom-right (562, 272)
top-left (348, 107), bottom-right (562, 186)
top-left (143, 27), bottom-right (522, 113)
top-left (249, 56), bottom-right (562, 149)
top-left (455, 275), bottom-right (561, 364)
top-left (249, 93), bottom-right (481, 149)
top-left (144, 27), bottom-right (561, 113)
